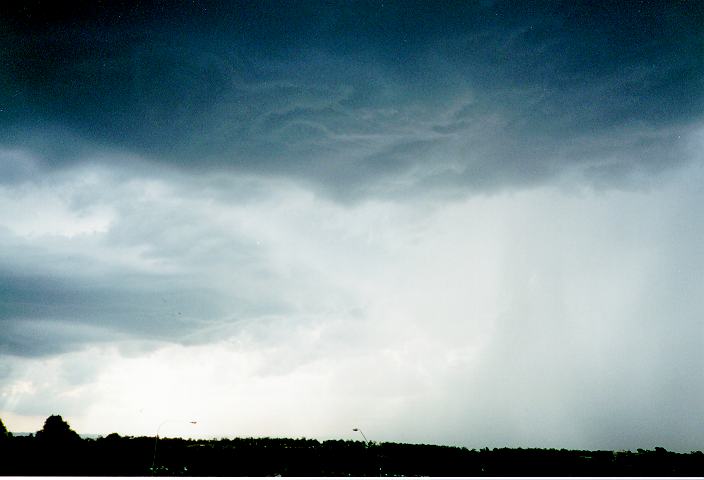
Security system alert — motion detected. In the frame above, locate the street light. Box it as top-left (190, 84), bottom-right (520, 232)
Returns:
top-left (151, 419), bottom-right (197, 474)
top-left (353, 427), bottom-right (383, 476)
top-left (352, 427), bottom-right (368, 444)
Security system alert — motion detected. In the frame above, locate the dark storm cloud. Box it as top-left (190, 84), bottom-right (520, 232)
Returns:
top-left (0, 174), bottom-right (295, 359)
top-left (0, 266), bottom-right (229, 357)
top-left (2, 0), bottom-right (701, 196)
top-left (0, 164), bottom-right (317, 358)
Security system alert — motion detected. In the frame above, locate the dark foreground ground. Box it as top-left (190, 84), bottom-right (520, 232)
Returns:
top-left (1, 433), bottom-right (703, 476)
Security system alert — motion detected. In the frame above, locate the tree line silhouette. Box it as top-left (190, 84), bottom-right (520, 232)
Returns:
top-left (1, 415), bottom-right (703, 476)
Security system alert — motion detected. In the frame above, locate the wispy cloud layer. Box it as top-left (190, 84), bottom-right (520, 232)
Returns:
top-left (2, 1), bottom-right (702, 197)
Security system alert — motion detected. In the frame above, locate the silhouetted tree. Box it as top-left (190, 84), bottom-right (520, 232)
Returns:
top-left (33, 415), bottom-right (84, 474)
top-left (35, 414), bottom-right (81, 443)
top-left (0, 416), bottom-right (11, 440)
top-left (0, 418), bottom-right (703, 476)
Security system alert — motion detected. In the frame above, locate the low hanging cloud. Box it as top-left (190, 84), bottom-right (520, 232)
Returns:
top-left (1, 1), bottom-right (702, 198)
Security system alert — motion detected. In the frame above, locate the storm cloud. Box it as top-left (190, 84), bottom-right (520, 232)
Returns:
top-left (2, 1), bottom-right (702, 195)
top-left (0, 0), bottom-right (703, 452)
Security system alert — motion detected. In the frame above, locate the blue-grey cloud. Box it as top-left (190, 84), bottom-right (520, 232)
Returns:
top-left (2, 1), bottom-right (701, 197)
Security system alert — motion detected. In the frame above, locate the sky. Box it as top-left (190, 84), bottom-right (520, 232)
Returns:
top-left (0, 0), bottom-right (703, 452)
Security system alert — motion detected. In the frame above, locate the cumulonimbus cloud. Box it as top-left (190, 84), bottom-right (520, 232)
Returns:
top-left (1, 1), bottom-right (702, 198)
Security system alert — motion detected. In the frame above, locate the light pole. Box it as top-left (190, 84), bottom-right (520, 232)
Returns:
top-left (151, 419), bottom-right (197, 474)
top-left (352, 427), bottom-right (368, 444)
top-left (353, 427), bottom-right (383, 476)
